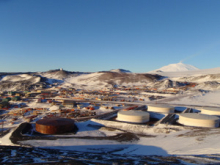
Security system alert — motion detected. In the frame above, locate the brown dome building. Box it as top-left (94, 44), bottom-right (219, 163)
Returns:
top-left (36, 118), bottom-right (76, 134)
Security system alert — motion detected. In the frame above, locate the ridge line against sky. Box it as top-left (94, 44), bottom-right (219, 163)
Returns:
top-left (0, 0), bottom-right (220, 73)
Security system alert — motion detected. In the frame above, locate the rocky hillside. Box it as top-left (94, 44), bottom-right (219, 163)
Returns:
top-left (0, 66), bottom-right (220, 91)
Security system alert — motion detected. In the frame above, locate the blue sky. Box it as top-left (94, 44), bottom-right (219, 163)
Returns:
top-left (0, 0), bottom-right (220, 72)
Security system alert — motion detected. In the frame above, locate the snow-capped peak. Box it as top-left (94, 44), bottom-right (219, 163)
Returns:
top-left (150, 62), bottom-right (199, 73)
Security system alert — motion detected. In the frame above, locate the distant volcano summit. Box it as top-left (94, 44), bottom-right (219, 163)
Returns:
top-left (150, 62), bottom-right (199, 72)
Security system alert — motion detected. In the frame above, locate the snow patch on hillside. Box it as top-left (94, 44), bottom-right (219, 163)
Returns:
top-left (63, 72), bottom-right (108, 89)
top-left (1, 74), bottom-right (40, 83)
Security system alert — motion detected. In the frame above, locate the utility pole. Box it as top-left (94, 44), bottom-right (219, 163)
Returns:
top-left (1, 116), bottom-right (3, 136)
top-left (1, 120), bottom-right (3, 136)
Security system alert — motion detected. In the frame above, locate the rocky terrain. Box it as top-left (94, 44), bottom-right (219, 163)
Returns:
top-left (1, 145), bottom-right (220, 164)
top-left (1, 64), bottom-right (220, 92)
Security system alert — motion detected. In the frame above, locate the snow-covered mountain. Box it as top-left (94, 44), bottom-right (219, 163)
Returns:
top-left (150, 62), bottom-right (199, 73)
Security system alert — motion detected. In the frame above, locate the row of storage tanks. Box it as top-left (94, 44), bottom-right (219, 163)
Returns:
top-left (117, 105), bottom-right (220, 128)
top-left (35, 105), bottom-right (220, 135)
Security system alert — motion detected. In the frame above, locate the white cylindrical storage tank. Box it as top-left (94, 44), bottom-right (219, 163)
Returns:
top-left (147, 104), bottom-right (175, 114)
top-left (117, 110), bottom-right (150, 123)
top-left (200, 107), bottom-right (220, 116)
top-left (178, 113), bottom-right (219, 128)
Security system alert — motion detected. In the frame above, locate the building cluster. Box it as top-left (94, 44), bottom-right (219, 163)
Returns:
top-left (0, 81), bottom-right (202, 136)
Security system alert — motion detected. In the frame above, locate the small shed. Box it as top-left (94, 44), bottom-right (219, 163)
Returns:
top-left (12, 96), bottom-right (21, 101)
top-left (62, 100), bottom-right (76, 108)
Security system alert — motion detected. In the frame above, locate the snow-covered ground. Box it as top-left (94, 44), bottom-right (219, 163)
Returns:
top-left (20, 89), bottom-right (220, 157)
top-left (1, 87), bottom-right (220, 157)
top-left (1, 62), bottom-right (220, 161)
top-left (18, 119), bottom-right (220, 156)
top-left (164, 90), bottom-right (220, 107)
top-left (1, 90), bottom-right (219, 157)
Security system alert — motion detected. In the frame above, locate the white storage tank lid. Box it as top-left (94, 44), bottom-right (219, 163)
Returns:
top-left (147, 104), bottom-right (175, 114)
top-left (117, 110), bottom-right (150, 123)
top-left (178, 113), bottom-right (219, 128)
top-left (200, 107), bottom-right (220, 116)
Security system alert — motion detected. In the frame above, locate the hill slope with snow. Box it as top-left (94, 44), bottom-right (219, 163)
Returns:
top-left (63, 72), bottom-right (162, 89)
top-left (110, 69), bottom-right (131, 73)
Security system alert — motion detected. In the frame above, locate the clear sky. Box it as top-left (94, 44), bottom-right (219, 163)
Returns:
top-left (0, 0), bottom-right (220, 73)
